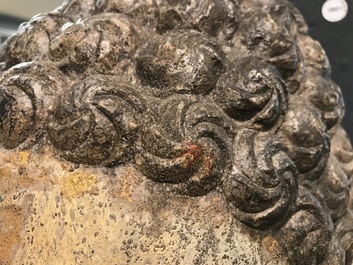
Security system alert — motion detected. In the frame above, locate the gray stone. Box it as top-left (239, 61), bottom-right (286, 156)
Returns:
top-left (0, 0), bottom-right (352, 264)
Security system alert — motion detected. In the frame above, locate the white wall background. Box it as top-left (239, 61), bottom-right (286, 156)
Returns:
top-left (0, 0), bottom-right (63, 19)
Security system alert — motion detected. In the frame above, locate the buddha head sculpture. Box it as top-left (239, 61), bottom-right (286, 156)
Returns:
top-left (0, 0), bottom-right (353, 264)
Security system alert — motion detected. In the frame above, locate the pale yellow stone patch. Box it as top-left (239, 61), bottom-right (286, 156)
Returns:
top-left (118, 178), bottom-right (134, 202)
top-left (62, 173), bottom-right (98, 198)
top-left (16, 151), bottom-right (30, 165)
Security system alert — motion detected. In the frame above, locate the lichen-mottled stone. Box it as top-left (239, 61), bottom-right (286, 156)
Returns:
top-left (0, 149), bottom-right (264, 264)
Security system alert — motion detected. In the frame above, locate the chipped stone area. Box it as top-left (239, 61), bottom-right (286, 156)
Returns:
top-left (0, 148), bottom-right (267, 265)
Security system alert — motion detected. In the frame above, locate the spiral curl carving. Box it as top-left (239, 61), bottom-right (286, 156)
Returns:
top-left (135, 95), bottom-right (232, 196)
top-left (317, 154), bottom-right (349, 223)
top-left (235, 2), bottom-right (303, 94)
top-left (210, 57), bottom-right (287, 130)
top-left (48, 76), bottom-right (145, 166)
top-left (50, 13), bottom-right (141, 76)
top-left (0, 76), bottom-right (34, 149)
top-left (154, 0), bottom-right (240, 39)
top-left (0, 62), bottom-right (70, 149)
top-left (297, 34), bottom-right (331, 77)
top-left (279, 100), bottom-right (330, 180)
top-left (277, 186), bottom-right (333, 265)
top-left (297, 74), bottom-right (344, 132)
top-left (222, 129), bottom-right (297, 229)
top-left (96, 0), bottom-right (240, 40)
top-left (0, 13), bottom-right (72, 70)
top-left (330, 127), bottom-right (353, 263)
top-left (136, 31), bottom-right (226, 96)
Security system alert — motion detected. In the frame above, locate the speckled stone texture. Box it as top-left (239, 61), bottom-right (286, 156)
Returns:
top-left (0, 0), bottom-right (353, 264)
top-left (0, 150), bottom-right (266, 264)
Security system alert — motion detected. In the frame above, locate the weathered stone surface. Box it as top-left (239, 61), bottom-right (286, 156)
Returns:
top-left (0, 0), bottom-right (352, 264)
top-left (0, 149), bottom-right (265, 264)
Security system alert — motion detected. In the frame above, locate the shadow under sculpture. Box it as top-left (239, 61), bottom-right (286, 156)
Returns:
top-left (0, 0), bottom-right (352, 264)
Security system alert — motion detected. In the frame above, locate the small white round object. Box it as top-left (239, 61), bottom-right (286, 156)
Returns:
top-left (322, 0), bottom-right (349, 22)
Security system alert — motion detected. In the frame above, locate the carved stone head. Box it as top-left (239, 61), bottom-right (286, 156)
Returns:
top-left (0, 0), bottom-right (352, 264)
